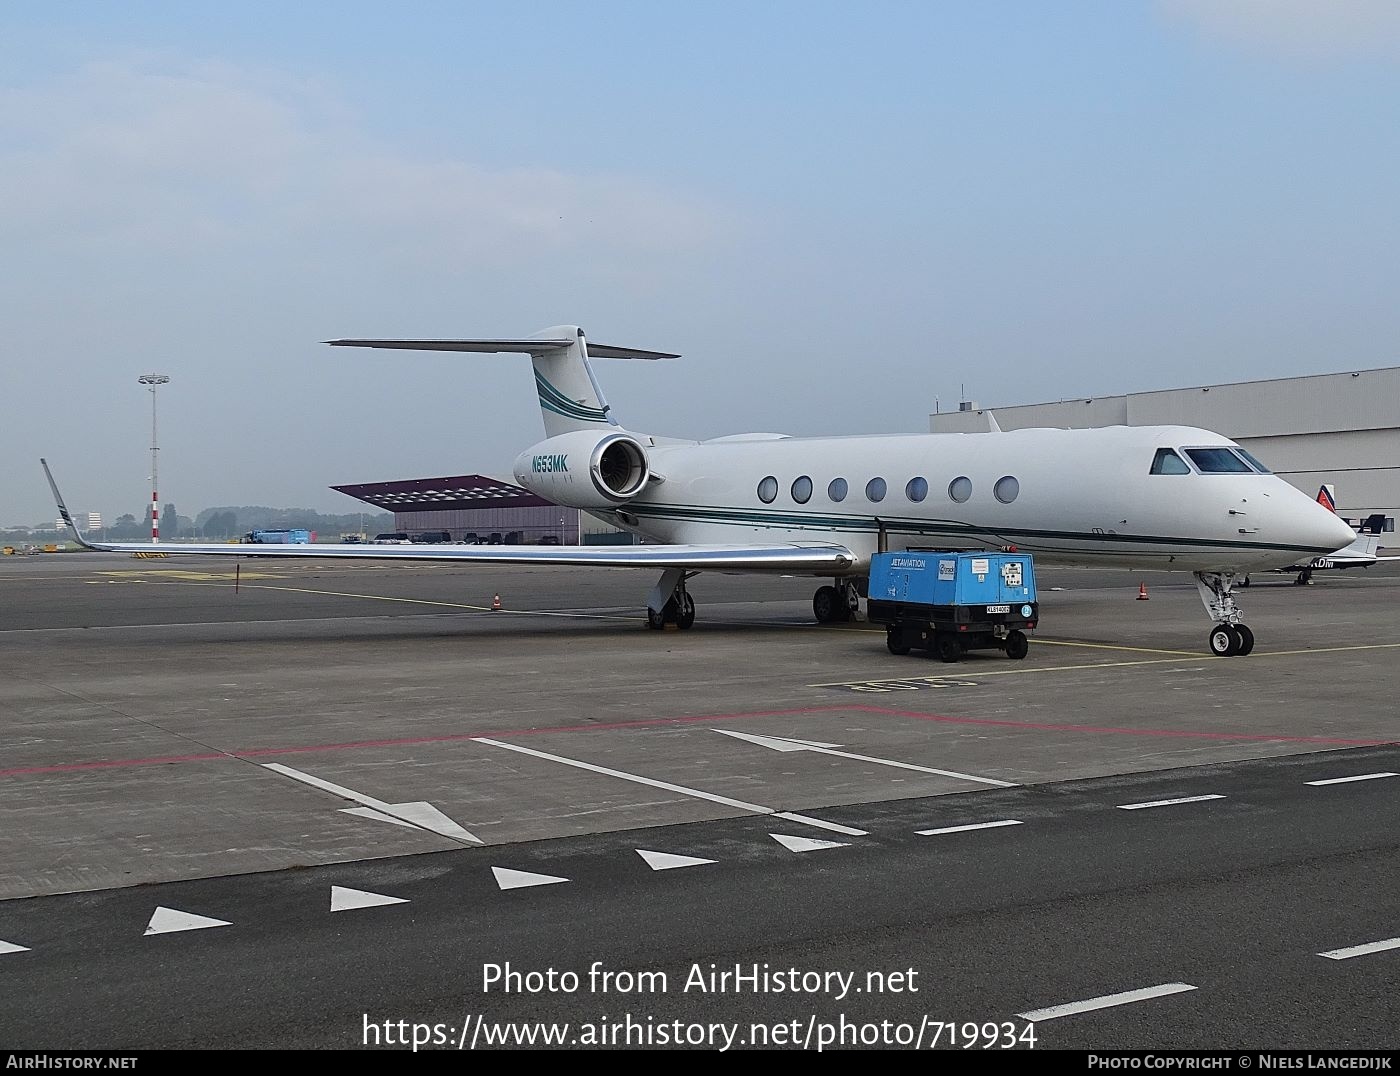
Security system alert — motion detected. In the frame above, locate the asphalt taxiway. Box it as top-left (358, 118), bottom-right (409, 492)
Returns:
top-left (1, 552), bottom-right (1397, 1049)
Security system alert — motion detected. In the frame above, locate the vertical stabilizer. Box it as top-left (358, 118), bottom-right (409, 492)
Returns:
top-left (526, 326), bottom-right (617, 438)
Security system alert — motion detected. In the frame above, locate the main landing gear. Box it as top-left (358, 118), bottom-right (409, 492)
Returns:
top-left (1194, 571), bottom-right (1255, 657)
top-left (645, 568), bottom-right (696, 630)
top-left (813, 579), bottom-right (862, 624)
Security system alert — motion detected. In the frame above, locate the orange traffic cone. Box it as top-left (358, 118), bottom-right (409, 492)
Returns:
top-left (491, 593), bottom-right (502, 611)
top-left (1136, 582), bottom-right (1149, 600)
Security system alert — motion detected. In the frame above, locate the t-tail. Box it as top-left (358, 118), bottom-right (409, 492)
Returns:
top-left (326, 325), bottom-right (677, 438)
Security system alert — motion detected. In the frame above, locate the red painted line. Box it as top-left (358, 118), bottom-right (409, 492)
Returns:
top-left (0, 707), bottom-right (855, 777)
top-left (846, 705), bottom-right (1394, 746)
top-left (0, 703), bottom-right (1390, 779)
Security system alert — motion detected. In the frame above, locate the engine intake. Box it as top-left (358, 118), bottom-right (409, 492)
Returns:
top-left (592, 434), bottom-right (649, 501)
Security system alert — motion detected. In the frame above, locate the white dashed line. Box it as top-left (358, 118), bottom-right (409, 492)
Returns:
top-left (1306, 772), bottom-right (1399, 787)
top-left (917, 819), bottom-right (1024, 836)
top-left (1116, 795), bottom-right (1225, 811)
top-left (1017, 983), bottom-right (1197, 1022)
top-left (1318, 937), bottom-right (1400, 961)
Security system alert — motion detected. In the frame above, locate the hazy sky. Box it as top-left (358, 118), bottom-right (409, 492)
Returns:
top-left (4, 2), bottom-right (1399, 526)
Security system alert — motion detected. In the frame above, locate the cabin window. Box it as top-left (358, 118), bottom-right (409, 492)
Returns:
top-left (994, 476), bottom-right (1020, 504)
top-left (1150, 448), bottom-right (1190, 475)
top-left (757, 476), bottom-right (778, 503)
top-left (791, 476), bottom-right (813, 504)
top-left (1185, 447), bottom-right (1252, 474)
top-left (865, 477), bottom-right (887, 502)
top-left (948, 476), bottom-right (972, 503)
top-left (905, 477), bottom-right (928, 502)
top-left (1236, 448), bottom-right (1273, 474)
top-left (828, 477), bottom-right (848, 502)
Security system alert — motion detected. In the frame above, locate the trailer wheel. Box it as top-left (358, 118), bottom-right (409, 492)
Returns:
top-left (936, 636), bottom-right (961, 663)
top-left (1005, 630), bottom-right (1029, 660)
top-left (886, 627), bottom-right (911, 656)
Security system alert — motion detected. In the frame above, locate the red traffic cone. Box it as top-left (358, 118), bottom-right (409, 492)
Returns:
top-left (1136, 582), bottom-right (1149, 600)
top-left (491, 593), bottom-right (502, 611)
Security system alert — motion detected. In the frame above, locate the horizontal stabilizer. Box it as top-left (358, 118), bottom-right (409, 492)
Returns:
top-left (326, 339), bottom-right (679, 360)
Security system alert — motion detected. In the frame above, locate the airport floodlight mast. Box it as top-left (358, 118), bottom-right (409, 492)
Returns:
top-left (138, 374), bottom-right (170, 543)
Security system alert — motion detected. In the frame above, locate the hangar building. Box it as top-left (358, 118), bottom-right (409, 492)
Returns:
top-left (929, 366), bottom-right (1399, 523)
top-left (331, 474), bottom-right (629, 544)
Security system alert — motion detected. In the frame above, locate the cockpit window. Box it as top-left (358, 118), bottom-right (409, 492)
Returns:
top-left (1185, 447), bottom-right (1253, 473)
top-left (1150, 448), bottom-right (1190, 475)
top-left (1235, 448), bottom-right (1273, 474)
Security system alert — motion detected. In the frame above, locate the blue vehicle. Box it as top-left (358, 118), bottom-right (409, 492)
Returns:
top-left (866, 551), bottom-right (1038, 662)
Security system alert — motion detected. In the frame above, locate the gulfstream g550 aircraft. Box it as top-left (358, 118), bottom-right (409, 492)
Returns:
top-left (44, 325), bottom-right (1354, 656)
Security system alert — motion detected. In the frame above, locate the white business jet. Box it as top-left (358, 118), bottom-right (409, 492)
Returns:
top-left (43, 325), bottom-right (1354, 657)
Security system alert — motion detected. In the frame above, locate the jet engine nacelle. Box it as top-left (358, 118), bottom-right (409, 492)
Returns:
top-left (512, 430), bottom-right (651, 508)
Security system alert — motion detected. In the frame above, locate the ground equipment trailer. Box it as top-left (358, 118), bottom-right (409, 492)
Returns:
top-left (867, 551), bottom-right (1038, 662)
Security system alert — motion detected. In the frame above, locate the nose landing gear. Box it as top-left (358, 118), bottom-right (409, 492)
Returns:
top-left (1194, 571), bottom-right (1255, 657)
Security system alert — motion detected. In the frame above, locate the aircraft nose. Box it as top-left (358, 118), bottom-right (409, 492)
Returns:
top-left (1297, 501), bottom-right (1359, 553)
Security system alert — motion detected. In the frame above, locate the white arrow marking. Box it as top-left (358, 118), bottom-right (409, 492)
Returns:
top-left (492, 867), bottom-right (569, 891)
top-left (714, 730), bottom-right (846, 752)
top-left (144, 907), bottom-right (232, 936)
top-left (472, 737), bottom-right (866, 835)
top-left (330, 886), bottom-right (410, 912)
top-left (712, 729), bottom-right (1015, 787)
top-left (917, 819), bottom-right (1024, 836)
top-left (770, 833), bottom-right (849, 853)
top-left (636, 849), bottom-right (716, 871)
top-left (339, 806), bottom-right (420, 830)
top-left (0, 940), bottom-right (31, 955)
top-left (263, 762), bottom-right (481, 843)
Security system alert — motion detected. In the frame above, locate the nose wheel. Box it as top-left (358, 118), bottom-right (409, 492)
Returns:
top-left (1208, 622), bottom-right (1255, 657)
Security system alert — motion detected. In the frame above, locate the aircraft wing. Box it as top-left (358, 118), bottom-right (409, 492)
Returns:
top-left (41, 461), bottom-right (853, 574)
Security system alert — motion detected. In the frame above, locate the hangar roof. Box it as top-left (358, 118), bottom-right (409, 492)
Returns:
top-left (332, 474), bottom-right (557, 512)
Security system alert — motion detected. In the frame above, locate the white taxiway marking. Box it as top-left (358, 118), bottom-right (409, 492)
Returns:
top-left (330, 886), bottom-right (409, 913)
top-left (713, 729), bottom-right (1016, 787)
top-left (1306, 772), bottom-right (1399, 786)
top-left (917, 819), bottom-right (1024, 836)
top-left (1017, 983), bottom-right (1197, 1022)
top-left (636, 849), bottom-right (716, 871)
top-left (0, 940), bottom-right (31, 955)
top-left (492, 867), bottom-right (569, 891)
top-left (1318, 937), bottom-right (1400, 961)
top-left (262, 763), bottom-right (481, 843)
top-left (1116, 795), bottom-right (1225, 811)
top-left (144, 907), bottom-right (232, 936)
top-left (770, 833), bottom-right (850, 853)
top-left (472, 737), bottom-right (868, 835)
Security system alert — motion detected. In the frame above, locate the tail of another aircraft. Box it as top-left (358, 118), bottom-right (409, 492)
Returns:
top-left (1316, 484), bottom-right (1338, 513)
top-left (326, 325), bottom-right (677, 438)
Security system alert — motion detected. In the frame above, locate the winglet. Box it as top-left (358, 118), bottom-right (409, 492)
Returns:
top-left (39, 459), bottom-right (98, 550)
top-left (1316, 484), bottom-right (1338, 513)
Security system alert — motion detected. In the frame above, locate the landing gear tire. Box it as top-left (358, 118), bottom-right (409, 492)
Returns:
top-left (886, 627), bottom-right (911, 656)
top-left (1005, 630), bottom-right (1029, 660)
top-left (813, 585), bottom-right (842, 624)
top-left (1234, 623), bottom-right (1255, 656)
top-left (1208, 624), bottom-right (1240, 657)
top-left (676, 591), bottom-right (696, 630)
top-left (936, 636), bottom-right (962, 664)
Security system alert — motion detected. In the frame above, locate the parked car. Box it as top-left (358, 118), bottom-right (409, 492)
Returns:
top-left (538, 535), bottom-right (561, 545)
top-left (372, 532), bottom-right (410, 545)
